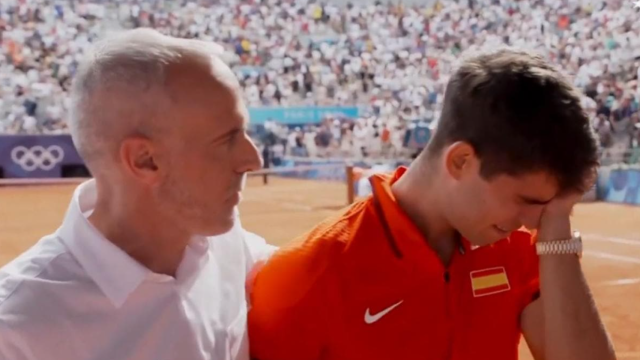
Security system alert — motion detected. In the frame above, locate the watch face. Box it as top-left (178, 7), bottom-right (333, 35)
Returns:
top-left (573, 231), bottom-right (583, 259)
top-left (573, 231), bottom-right (582, 242)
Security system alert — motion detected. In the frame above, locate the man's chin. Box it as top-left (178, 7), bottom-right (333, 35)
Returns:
top-left (197, 215), bottom-right (237, 237)
top-left (216, 216), bottom-right (237, 235)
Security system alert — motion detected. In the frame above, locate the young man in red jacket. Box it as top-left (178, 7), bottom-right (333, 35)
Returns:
top-left (248, 49), bottom-right (616, 360)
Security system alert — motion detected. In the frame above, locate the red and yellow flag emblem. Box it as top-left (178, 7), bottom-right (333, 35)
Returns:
top-left (470, 267), bottom-right (510, 297)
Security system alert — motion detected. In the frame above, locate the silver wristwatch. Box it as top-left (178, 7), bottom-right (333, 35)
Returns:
top-left (536, 231), bottom-right (583, 259)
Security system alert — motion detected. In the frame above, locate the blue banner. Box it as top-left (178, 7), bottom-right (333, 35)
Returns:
top-left (403, 124), bottom-right (431, 149)
top-left (0, 135), bottom-right (83, 178)
top-left (249, 107), bottom-right (359, 125)
top-left (597, 166), bottom-right (640, 205)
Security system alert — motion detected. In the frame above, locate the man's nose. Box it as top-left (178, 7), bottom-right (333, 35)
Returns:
top-left (236, 134), bottom-right (263, 173)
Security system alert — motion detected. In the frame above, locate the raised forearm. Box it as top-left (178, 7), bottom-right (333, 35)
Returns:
top-left (538, 253), bottom-right (615, 360)
top-left (535, 188), bottom-right (617, 360)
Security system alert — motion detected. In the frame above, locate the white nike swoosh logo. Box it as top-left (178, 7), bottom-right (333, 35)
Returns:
top-left (364, 300), bottom-right (404, 324)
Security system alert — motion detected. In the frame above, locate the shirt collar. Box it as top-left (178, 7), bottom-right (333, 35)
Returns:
top-left (56, 180), bottom-right (152, 309)
top-left (368, 167), bottom-right (472, 270)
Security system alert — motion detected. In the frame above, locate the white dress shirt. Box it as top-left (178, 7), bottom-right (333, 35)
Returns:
top-left (0, 180), bottom-right (276, 360)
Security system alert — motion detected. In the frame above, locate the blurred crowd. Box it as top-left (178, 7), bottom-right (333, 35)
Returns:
top-left (1, 0), bottom-right (640, 163)
top-left (0, 0), bottom-right (110, 134)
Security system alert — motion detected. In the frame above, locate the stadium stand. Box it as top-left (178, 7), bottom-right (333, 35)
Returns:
top-left (1, 0), bottom-right (639, 163)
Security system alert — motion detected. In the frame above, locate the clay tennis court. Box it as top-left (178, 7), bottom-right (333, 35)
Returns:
top-left (1, 175), bottom-right (639, 359)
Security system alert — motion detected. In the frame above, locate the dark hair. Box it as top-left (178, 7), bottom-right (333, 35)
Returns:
top-left (427, 48), bottom-right (599, 193)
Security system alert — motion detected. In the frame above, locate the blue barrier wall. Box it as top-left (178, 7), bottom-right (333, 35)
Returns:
top-left (276, 159), bottom-right (640, 206)
top-left (248, 107), bottom-right (359, 124)
top-left (1, 134), bottom-right (640, 207)
top-left (276, 159), bottom-right (348, 181)
top-left (0, 135), bottom-right (82, 178)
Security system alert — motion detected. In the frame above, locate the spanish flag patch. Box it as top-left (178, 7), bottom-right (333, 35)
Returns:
top-left (470, 267), bottom-right (510, 297)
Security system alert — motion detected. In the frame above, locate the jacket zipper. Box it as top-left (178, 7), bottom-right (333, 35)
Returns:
top-left (444, 270), bottom-right (453, 360)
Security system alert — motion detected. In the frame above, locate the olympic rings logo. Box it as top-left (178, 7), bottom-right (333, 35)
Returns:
top-left (11, 145), bottom-right (65, 172)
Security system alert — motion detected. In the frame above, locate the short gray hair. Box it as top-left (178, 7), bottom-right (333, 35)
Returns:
top-left (69, 28), bottom-right (226, 173)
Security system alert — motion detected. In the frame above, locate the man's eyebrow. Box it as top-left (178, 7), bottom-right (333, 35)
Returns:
top-left (519, 194), bottom-right (554, 205)
top-left (210, 127), bottom-right (243, 144)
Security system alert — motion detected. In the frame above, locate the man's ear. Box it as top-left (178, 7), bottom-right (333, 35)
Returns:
top-left (119, 137), bottom-right (161, 185)
top-left (443, 141), bottom-right (478, 181)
